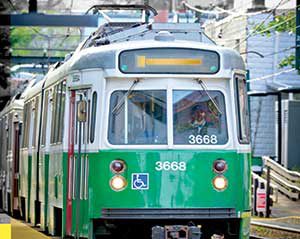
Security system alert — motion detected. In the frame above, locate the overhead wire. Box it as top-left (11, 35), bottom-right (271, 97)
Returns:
top-left (4, 0), bottom-right (16, 11)
top-left (6, 0), bottom-right (84, 63)
top-left (214, 0), bottom-right (293, 17)
top-left (209, 3), bottom-right (298, 55)
top-left (253, 15), bottom-right (296, 35)
top-left (203, 0), bottom-right (296, 45)
top-left (233, 0), bottom-right (287, 49)
top-left (264, 44), bottom-right (300, 57)
top-left (247, 68), bottom-right (296, 83)
top-left (182, 1), bottom-right (220, 16)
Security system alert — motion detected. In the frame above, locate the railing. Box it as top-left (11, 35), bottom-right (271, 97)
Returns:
top-left (263, 156), bottom-right (300, 200)
top-left (252, 172), bottom-right (278, 202)
top-left (251, 172), bottom-right (278, 217)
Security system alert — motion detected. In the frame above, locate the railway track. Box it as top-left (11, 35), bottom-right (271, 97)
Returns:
top-left (250, 236), bottom-right (270, 239)
top-left (250, 220), bottom-right (300, 239)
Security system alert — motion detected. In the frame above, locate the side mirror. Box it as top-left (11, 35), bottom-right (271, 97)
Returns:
top-left (77, 100), bottom-right (87, 122)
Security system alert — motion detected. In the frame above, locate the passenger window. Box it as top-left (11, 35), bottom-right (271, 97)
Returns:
top-left (50, 81), bottom-right (66, 144)
top-left (54, 83), bottom-right (61, 143)
top-left (21, 105), bottom-right (27, 148)
top-left (8, 113), bottom-right (12, 151)
top-left (32, 97), bottom-right (39, 147)
top-left (58, 82), bottom-right (66, 143)
top-left (51, 86), bottom-right (57, 144)
top-left (90, 91), bottom-right (97, 143)
top-left (41, 90), bottom-right (49, 146)
top-left (235, 74), bottom-right (250, 144)
top-left (0, 119), bottom-right (2, 157)
top-left (23, 102), bottom-right (32, 148)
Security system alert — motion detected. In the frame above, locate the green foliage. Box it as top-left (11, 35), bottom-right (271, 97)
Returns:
top-left (9, 27), bottom-right (81, 58)
top-left (254, 11), bottom-right (296, 68)
top-left (10, 27), bottom-right (37, 47)
top-left (254, 12), bottom-right (296, 36)
top-left (278, 54), bottom-right (295, 68)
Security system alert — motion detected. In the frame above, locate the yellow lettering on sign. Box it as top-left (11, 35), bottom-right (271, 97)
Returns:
top-left (137, 56), bottom-right (146, 68)
top-left (137, 56), bottom-right (202, 68)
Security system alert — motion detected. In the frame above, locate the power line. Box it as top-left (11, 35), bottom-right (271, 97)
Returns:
top-left (214, 23), bottom-right (300, 50)
top-left (182, 1), bottom-right (220, 15)
top-left (204, 3), bottom-right (298, 45)
top-left (247, 68), bottom-right (296, 82)
top-left (264, 44), bottom-right (300, 57)
top-left (214, 0), bottom-right (293, 17)
top-left (4, 0), bottom-right (17, 11)
top-left (233, 0), bottom-right (286, 49)
top-left (254, 15), bottom-right (296, 35)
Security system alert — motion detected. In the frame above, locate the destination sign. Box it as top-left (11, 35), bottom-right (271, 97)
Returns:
top-left (119, 48), bottom-right (220, 74)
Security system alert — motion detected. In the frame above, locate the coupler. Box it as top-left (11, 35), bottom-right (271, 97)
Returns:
top-left (152, 225), bottom-right (201, 239)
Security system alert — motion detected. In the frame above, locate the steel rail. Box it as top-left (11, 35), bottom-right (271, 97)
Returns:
top-left (251, 221), bottom-right (300, 234)
top-left (250, 235), bottom-right (272, 239)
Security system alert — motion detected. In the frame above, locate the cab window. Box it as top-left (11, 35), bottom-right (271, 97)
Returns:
top-left (108, 90), bottom-right (167, 145)
top-left (173, 90), bottom-right (228, 145)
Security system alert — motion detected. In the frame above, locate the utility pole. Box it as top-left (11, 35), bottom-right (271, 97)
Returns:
top-left (296, 0), bottom-right (300, 72)
top-left (29, 0), bottom-right (37, 13)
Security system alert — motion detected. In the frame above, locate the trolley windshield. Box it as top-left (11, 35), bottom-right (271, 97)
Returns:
top-left (173, 90), bottom-right (228, 145)
top-left (108, 90), bottom-right (228, 145)
top-left (108, 90), bottom-right (167, 145)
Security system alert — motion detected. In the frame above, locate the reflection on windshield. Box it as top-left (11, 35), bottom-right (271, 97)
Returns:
top-left (108, 90), bottom-right (167, 145)
top-left (173, 90), bottom-right (228, 145)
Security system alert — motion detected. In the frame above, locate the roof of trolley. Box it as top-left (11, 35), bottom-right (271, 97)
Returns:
top-left (26, 22), bottom-right (245, 97)
top-left (0, 99), bottom-right (24, 117)
top-left (68, 39), bottom-right (245, 72)
top-left (0, 76), bottom-right (44, 115)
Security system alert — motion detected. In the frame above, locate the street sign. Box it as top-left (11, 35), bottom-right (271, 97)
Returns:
top-left (256, 187), bottom-right (266, 213)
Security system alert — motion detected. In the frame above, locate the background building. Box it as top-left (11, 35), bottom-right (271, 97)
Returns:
top-left (205, 0), bottom-right (300, 164)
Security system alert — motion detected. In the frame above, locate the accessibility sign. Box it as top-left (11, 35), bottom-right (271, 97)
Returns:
top-left (132, 173), bottom-right (149, 190)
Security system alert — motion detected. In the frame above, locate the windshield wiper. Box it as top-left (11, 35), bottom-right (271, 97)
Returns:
top-left (196, 79), bottom-right (223, 115)
top-left (112, 78), bottom-right (140, 115)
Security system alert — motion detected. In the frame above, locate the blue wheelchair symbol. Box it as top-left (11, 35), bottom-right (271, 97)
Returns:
top-left (132, 173), bottom-right (149, 190)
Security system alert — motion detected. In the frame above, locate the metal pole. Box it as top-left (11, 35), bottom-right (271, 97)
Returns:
top-left (253, 177), bottom-right (258, 216)
top-left (29, 0), bottom-right (37, 13)
top-left (266, 166), bottom-right (271, 218)
top-left (145, 0), bottom-right (150, 23)
top-left (296, 0), bottom-right (300, 72)
top-left (76, 120), bottom-right (81, 239)
top-left (277, 93), bottom-right (282, 165)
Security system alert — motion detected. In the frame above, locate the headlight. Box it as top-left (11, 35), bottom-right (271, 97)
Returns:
top-left (212, 176), bottom-right (228, 191)
top-left (213, 159), bottom-right (227, 173)
top-left (110, 160), bottom-right (126, 173)
top-left (110, 175), bottom-right (127, 191)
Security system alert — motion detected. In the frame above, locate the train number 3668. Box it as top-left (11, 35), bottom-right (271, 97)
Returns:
top-left (155, 161), bottom-right (186, 171)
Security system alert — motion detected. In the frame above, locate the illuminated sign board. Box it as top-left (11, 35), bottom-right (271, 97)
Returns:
top-left (119, 48), bottom-right (219, 74)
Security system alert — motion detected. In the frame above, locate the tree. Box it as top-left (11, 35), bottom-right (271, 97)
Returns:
top-left (254, 11), bottom-right (296, 68)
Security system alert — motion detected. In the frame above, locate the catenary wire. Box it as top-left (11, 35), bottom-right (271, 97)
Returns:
top-left (233, 0), bottom-right (286, 49)
top-left (246, 68), bottom-right (296, 82)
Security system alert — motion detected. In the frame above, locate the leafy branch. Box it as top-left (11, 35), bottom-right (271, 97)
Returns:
top-left (254, 11), bottom-right (296, 68)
